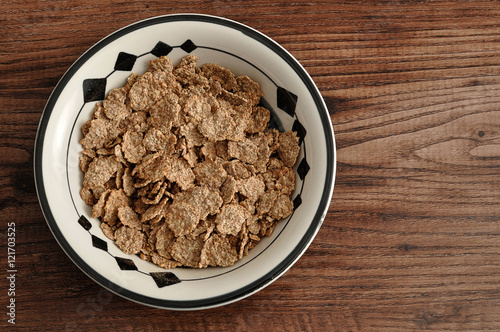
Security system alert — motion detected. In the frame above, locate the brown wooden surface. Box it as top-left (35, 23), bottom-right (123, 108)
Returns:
top-left (2, 0), bottom-right (500, 330)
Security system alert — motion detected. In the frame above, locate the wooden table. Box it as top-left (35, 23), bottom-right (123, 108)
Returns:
top-left (2, 0), bottom-right (500, 330)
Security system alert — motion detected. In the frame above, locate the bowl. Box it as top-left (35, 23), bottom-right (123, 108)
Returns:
top-left (34, 14), bottom-right (336, 310)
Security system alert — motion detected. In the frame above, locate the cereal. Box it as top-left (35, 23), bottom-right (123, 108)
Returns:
top-left (155, 223), bottom-right (175, 258)
top-left (100, 222), bottom-right (115, 241)
top-left (102, 189), bottom-right (130, 225)
top-left (246, 106), bottom-right (270, 134)
top-left (193, 160), bottom-right (227, 190)
top-left (102, 88), bottom-right (131, 121)
top-left (143, 127), bottom-right (175, 153)
top-left (140, 196), bottom-right (169, 223)
top-left (164, 156), bottom-right (195, 190)
top-left (277, 131), bottom-right (301, 168)
top-left (215, 203), bottom-right (250, 236)
top-left (92, 189), bottom-right (111, 219)
top-left (122, 130), bottom-right (146, 163)
top-left (117, 206), bottom-right (142, 229)
top-left (268, 193), bottom-right (294, 221)
top-left (129, 71), bottom-right (168, 111)
top-left (174, 186), bottom-right (222, 220)
top-left (80, 118), bottom-right (111, 150)
top-left (151, 252), bottom-right (181, 269)
top-left (170, 236), bottom-right (205, 268)
top-left (220, 176), bottom-right (237, 204)
top-left (83, 155), bottom-right (121, 189)
top-left (115, 226), bottom-right (145, 255)
top-left (236, 175), bottom-right (266, 203)
top-left (165, 202), bottom-right (200, 237)
top-left (200, 234), bottom-right (238, 267)
top-left (80, 55), bottom-right (300, 269)
top-left (227, 139), bottom-right (259, 164)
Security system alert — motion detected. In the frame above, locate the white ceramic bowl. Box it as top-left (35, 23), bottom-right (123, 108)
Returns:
top-left (34, 14), bottom-right (336, 310)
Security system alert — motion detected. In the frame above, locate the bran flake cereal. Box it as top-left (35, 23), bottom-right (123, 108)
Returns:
top-left (80, 55), bottom-right (300, 268)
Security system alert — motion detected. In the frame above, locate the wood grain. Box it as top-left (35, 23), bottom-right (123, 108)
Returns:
top-left (2, 0), bottom-right (500, 330)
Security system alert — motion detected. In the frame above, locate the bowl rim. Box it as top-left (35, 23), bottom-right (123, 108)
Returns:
top-left (33, 13), bottom-right (336, 310)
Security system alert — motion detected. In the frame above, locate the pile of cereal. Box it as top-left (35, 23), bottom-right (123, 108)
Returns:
top-left (79, 55), bottom-right (300, 268)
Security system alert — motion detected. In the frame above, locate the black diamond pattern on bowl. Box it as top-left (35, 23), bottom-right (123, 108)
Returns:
top-left (151, 41), bottom-right (173, 57)
top-left (114, 52), bottom-right (137, 71)
top-left (78, 215), bottom-right (92, 230)
top-left (292, 119), bottom-right (307, 145)
top-left (180, 39), bottom-right (197, 53)
top-left (83, 78), bottom-right (106, 103)
top-left (297, 157), bottom-right (310, 181)
top-left (150, 272), bottom-right (181, 288)
top-left (268, 113), bottom-right (281, 131)
top-left (115, 257), bottom-right (138, 271)
top-left (91, 234), bottom-right (108, 251)
top-left (293, 195), bottom-right (302, 210)
top-left (277, 86), bottom-right (298, 116)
